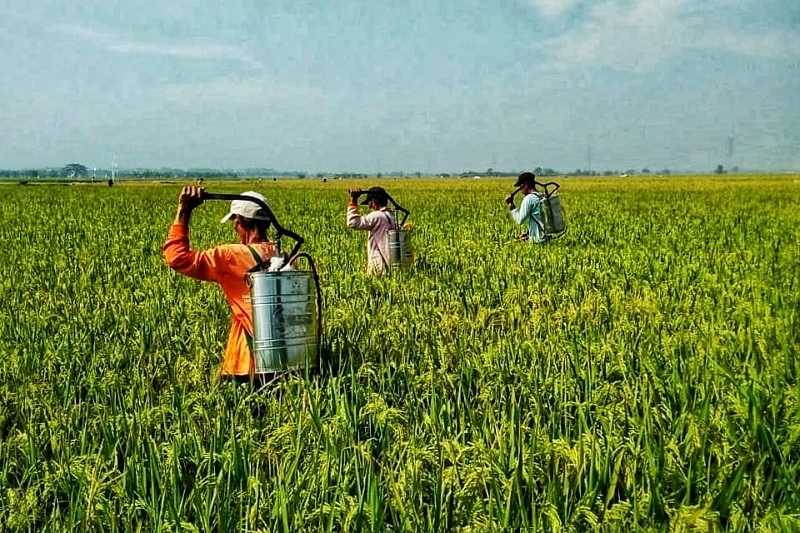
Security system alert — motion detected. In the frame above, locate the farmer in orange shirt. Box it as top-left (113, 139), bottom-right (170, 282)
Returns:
top-left (163, 186), bottom-right (275, 383)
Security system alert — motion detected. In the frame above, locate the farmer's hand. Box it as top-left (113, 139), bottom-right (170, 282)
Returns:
top-left (175, 186), bottom-right (204, 225)
top-left (505, 194), bottom-right (515, 208)
top-left (348, 188), bottom-right (362, 202)
top-left (178, 186), bottom-right (204, 211)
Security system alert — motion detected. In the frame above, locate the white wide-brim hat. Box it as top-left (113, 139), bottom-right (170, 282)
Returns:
top-left (220, 191), bottom-right (270, 223)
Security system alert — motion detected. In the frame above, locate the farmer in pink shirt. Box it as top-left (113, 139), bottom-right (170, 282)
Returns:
top-left (346, 186), bottom-right (397, 274)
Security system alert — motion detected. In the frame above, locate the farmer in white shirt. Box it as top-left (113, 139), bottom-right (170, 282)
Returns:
top-left (505, 172), bottom-right (546, 243)
top-left (346, 186), bottom-right (397, 273)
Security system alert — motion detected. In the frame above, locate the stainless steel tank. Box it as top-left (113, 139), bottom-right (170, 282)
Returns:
top-left (388, 229), bottom-right (413, 269)
top-left (249, 270), bottom-right (319, 374)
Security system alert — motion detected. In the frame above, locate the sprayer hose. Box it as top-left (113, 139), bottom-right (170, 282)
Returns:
top-left (290, 253), bottom-right (323, 352)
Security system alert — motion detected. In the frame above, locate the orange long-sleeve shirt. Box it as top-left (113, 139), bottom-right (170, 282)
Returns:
top-left (163, 223), bottom-right (275, 376)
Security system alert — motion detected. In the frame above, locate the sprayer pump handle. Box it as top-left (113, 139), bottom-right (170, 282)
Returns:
top-left (200, 191), bottom-right (305, 265)
top-left (536, 181), bottom-right (560, 197)
top-left (386, 194), bottom-right (410, 227)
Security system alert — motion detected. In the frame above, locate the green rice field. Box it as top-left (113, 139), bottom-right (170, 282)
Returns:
top-left (1, 175), bottom-right (799, 531)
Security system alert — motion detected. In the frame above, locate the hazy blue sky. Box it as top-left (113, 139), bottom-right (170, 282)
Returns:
top-left (1, 0), bottom-right (798, 173)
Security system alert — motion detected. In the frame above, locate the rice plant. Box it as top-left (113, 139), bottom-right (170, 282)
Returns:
top-left (0, 175), bottom-right (798, 532)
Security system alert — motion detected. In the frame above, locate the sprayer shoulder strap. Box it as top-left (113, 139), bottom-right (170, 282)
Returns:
top-left (242, 246), bottom-right (261, 364)
top-left (382, 211), bottom-right (398, 231)
top-left (244, 330), bottom-right (255, 357)
top-left (374, 223), bottom-right (390, 270)
top-left (246, 245), bottom-right (262, 263)
top-left (246, 245), bottom-right (264, 273)
top-left (242, 249), bottom-right (259, 360)
top-left (526, 194), bottom-right (546, 234)
top-left (376, 241), bottom-right (390, 269)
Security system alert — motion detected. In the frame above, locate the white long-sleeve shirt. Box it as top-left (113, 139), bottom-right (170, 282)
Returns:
top-left (346, 204), bottom-right (397, 273)
top-left (511, 192), bottom-right (546, 243)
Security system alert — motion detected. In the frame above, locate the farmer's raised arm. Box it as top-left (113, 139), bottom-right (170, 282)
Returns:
top-left (346, 188), bottom-right (376, 230)
top-left (163, 186), bottom-right (227, 282)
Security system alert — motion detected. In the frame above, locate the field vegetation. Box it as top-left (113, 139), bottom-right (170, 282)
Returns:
top-left (1, 175), bottom-right (799, 531)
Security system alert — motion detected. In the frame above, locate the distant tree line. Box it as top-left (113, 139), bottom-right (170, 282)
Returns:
top-left (1, 164), bottom-right (745, 181)
top-left (0, 165), bottom-right (307, 180)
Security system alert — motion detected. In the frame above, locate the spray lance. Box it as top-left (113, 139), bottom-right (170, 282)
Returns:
top-left (201, 191), bottom-right (323, 375)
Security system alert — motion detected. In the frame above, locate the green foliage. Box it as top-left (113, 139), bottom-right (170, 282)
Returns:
top-left (61, 163), bottom-right (89, 178)
top-left (1, 176), bottom-right (799, 531)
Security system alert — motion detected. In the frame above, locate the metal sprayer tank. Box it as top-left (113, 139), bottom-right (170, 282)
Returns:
top-left (203, 192), bottom-right (321, 376)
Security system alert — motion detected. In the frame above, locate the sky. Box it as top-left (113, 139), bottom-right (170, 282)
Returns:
top-left (1, 0), bottom-right (798, 173)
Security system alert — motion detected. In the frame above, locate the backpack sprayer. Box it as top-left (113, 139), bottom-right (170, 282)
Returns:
top-left (511, 179), bottom-right (566, 240)
top-left (386, 194), bottom-right (414, 269)
top-left (202, 192), bottom-right (321, 375)
top-left (536, 180), bottom-right (566, 239)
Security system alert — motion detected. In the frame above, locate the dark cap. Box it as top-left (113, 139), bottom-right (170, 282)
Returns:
top-left (360, 186), bottom-right (389, 205)
top-left (514, 172), bottom-right (536, 188)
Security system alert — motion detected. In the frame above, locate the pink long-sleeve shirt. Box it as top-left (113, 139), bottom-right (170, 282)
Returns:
top-left (346, 204), bottom-right (396, 273)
